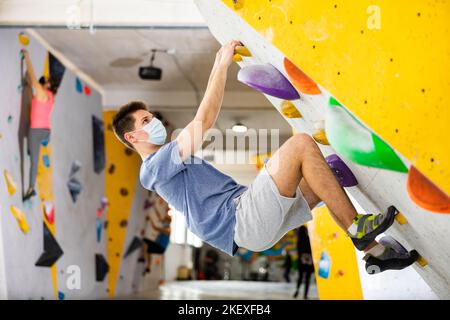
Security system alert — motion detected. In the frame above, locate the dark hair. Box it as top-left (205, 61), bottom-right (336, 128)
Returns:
top-left (112, 101), bottom-right (149, 149)
top-left (39, 76), bottom-right (58, 94)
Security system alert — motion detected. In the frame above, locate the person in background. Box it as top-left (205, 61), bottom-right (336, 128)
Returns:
top-left (22, 49), bottom-right (57, 201)
top-left (141, 205), bottom-right (171, 275)
top-left (282, 252), bottom-right (292, 283)
top-left (293, 225), bottom-right (314, 299)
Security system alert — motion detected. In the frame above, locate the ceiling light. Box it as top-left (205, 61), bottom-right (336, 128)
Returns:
top-left (232, 122), bottom-right (248, 133)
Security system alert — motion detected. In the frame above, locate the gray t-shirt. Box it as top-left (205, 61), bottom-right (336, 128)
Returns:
top-left (139, 140), bottom-right (247, 255)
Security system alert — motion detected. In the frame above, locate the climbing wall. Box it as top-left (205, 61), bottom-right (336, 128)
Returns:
top-left (195, 0), bottom-right (450, 298)
top-left (0, 29), bottom-right (156, 299)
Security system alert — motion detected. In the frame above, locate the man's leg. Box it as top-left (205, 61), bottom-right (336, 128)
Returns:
top-left (266, 133), bottom-right (356, 230)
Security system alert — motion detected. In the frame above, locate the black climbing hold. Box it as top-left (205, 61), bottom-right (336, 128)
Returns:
top-left (35, 222), bottom-right (64, 267)
top-left (95, 254), bottom-right (109, 282)
top-left (124, 237), bottom-right (143, 258)
top-left (108, 164), bottom-right (116, 174)
top-left (120, 219), bottom-right (128, 228)
top-left (120, 188), bottom-right (129, 196)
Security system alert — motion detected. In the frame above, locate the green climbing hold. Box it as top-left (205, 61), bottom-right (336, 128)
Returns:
top-left (325, 97), bottom-right (408, 173)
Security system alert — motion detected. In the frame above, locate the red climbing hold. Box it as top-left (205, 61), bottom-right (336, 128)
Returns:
top-left (407, 166), bottom-right (450, 213)
top-left (284, 58), bottom-right (321, 95)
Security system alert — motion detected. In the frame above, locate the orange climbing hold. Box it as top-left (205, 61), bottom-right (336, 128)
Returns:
top-left (284, 58), bottom-right (321, 95)
top-left (407, 166), bottom-right (450, 213)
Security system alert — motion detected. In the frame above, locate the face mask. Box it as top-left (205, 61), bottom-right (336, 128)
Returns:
top-left (138, 118), bottom-right (167, 145)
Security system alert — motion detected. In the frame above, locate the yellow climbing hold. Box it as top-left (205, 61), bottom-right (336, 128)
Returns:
top-left (232, 54), bottom-right (243, 62)
top-left (235, 45), bottom-right (251, 57)
top-left (4, 170), bottom-right (17, 195)
top-left (10, 206), bottom-right (30, 234)
top-left (233, 0), bottom-right (244, 10)
top-left (313, 121), bottom-right (330, 145)
top-left (416, 255), bottom-right (428, 267)
top-left (395, 212), bottom-right (408, 225)
top-left (18, 32), bottom-right (30, 46)
top-left (280, 100), bottom-right (302, 118)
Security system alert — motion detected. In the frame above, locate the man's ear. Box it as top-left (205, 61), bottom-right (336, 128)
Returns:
top-left (124, 132), bottom-right (136, 145)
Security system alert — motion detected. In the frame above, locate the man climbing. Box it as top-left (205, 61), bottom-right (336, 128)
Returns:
top-left (112, 40), bottom-right (418, 274)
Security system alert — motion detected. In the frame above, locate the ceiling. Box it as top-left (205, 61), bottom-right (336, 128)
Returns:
top-left (35, 28), bottom-right (293, 137)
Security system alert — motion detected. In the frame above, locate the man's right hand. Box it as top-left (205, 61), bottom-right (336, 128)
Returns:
top-left (215, 40), bottom-right (242, 68)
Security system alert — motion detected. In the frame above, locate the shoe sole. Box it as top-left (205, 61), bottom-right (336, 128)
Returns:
top-left (352, 205), bottom-right (398, 251)
top-left (365, 250), bottom-right (419, 274)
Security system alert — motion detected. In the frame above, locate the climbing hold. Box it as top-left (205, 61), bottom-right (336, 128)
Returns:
top-left (143, 199), bottom-right (153, 210)
top-left (395, 212), bottom-right (408, 225)
top-left (284, 58), bottom-right (321, 95)
top-left (43, 201), bottom-right (55, 225)
top-left (119, 219), bottom-right (128, 228)
top-left (104, 220), bottom-right (109, 229)
top-left (69, 160), bottom-right (82, 177)
top-left (75, 78), bottom-right (83, 93)
top-left (325, 154), bottom-right (358, 187)
top-left (416, 255), bottom-right (428, 267)
top-left (42, 154), bottom-right (50, 168)
top-left (124, 148), bottom-right (133, 156)
top-left (97, 208), bottom-right (103, 219)
top-left (96, 218), bottom-right (102, 242)
top-left (58, 291), bottom-right (65, 300)
top-left (18, 32), bottom-right (30, 46)
top-left (4, 170), bottom-right (17, 195)
top-left (232, 54), bottom-right (243, 62)
top-left (95, 254), bottom-right (110, 282)
top-left (35, 222), bottom-right (64, 267)
top-left (233, 0), bottom-right (244, 10)
top-left (337, 269), bottom-right (345, 277)
top-left (84, 85), bottom-right (91, 96)
top-left (406, 166), bottom-right (450, 213)
top-left (92, 115), bottom-right (106, 174)
top-left (67, 177), bottom-right (82, 203)
top-left (280, 100), bottom-right (302, 118)
top-left (10, 206), bottom-right (30, 234)
top-left (237, 64), bottom-right (300, 100)
top-left (120, 188), bottom-right (129, 196)
top-left (108, 164), bottom-right (116, 174)
top-left (41, 139), bottom-right (49, 147)
top-left (101, 196), bottom-right (108, 210)
top-left (235, 45), bottom-right (251, 57)
top-left (325, 97), bottom-right (408, 173)
top-left (318, 251), bottom-right (331, 279)
top-left (7, 115), bottom-right (13, 124)
top-left (124, 237), bottom-right (143, 258)
top-left (312, 121), bottom-right (330, 145)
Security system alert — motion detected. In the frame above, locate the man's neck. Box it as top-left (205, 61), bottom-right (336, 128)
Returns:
top-left (136, 143), bottom-right (162, 161)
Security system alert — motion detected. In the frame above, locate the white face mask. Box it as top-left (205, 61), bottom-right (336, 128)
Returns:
top-left (135, 118), bottom-right (167, 145)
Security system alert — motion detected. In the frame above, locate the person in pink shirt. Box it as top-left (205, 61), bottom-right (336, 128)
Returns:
top-left (22, 49), bottom-right (57, 201)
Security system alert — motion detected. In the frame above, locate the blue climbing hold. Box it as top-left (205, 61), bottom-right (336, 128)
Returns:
top-left (41, 139), bottom-right (49, 147)
top-left (75, 77), bottom-right (83, 93)
top-left (96, 218), bottom-right (102, 242)
top-left (318, 251), bottom-right (331, 279)
top-left (58, 291), bottom-right (65, 300)
top-left (42, 154), bottom-right (50, 168)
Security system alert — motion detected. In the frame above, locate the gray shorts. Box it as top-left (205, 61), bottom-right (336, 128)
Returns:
top-left (233, 166), bottom-right (313, 252)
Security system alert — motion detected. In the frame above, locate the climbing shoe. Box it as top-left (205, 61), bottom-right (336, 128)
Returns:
top-left (347, 205), bottom-right (397, 251)
top-left (364, 236), bottom-right (419, 274)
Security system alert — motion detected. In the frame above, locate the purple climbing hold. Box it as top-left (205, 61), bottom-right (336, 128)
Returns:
top-left (326, 154), bottom-right (358, 187)
top-left (237, 64), bottom-right (300, 100)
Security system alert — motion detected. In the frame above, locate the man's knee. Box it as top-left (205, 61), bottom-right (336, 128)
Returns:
top-left (291, 133), bottom-right (318, 153)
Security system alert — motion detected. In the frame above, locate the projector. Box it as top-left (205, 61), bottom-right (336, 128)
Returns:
top-left (139, 66), bottom-right (162, 80)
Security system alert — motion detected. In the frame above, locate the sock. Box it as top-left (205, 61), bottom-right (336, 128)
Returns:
top-left (347, 222), bottom-right (358, 237)
top-left (365, 243), bottom-right (386, 257)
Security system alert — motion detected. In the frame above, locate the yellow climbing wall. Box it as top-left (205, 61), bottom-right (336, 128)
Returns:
top-left (35, 52), bottom-right (58, 299)
top-left (307, 205), bottom-right (363, 300)
top-left (222, 0), bottom-right (450, 195)
top-left (103, 111), bottom-right (141, 297)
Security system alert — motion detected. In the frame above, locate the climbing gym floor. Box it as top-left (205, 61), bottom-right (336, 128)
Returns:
top-left (124, 281), bottom-right (319, 300)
